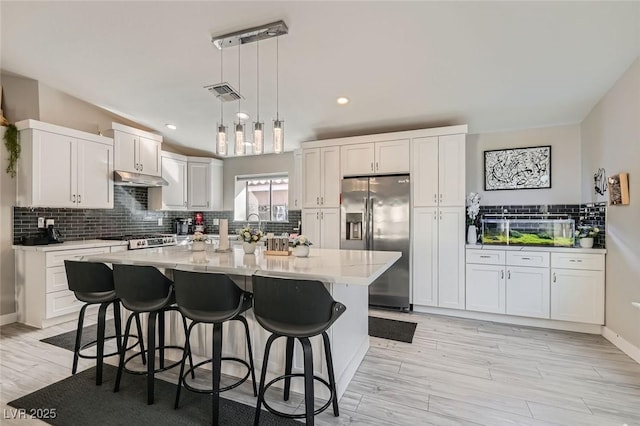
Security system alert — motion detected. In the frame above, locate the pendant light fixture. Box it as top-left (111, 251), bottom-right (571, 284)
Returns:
top-left (253, 36), bottom-right (264, 155)
top-left (216, 45), bottom-right (228, 156)
top-left (234, 40), bottom-right (245, 156)
top-left (272, 35), bottom-right (284, 154)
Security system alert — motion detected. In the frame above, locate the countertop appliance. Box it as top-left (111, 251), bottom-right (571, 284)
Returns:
top-left (174, 218), bottom-right (191, 235)
top-left (100, 234), bottom-right (177, 250)
top-left (341, 175), bottom-right (410, 310)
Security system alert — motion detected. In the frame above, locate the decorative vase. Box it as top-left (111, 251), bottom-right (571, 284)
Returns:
top-left (467, 225), bottom-right (478, 245)
top-left (293, 245), bottom-right (310, 257)
top-left (579, 237), bottom-right (594, 248)
top-left (243, 242), bottom-right (256, 254)
top-left (192, 241), bottom-right (206, 252)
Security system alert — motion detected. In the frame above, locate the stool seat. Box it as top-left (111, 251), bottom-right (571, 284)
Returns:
top-left (74, 290), bottom-right (117, 304)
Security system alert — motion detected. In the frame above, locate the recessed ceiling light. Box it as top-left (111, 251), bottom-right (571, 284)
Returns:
top-left (337, 97), bottom-right (350, 105)
top-left (236, 112), bottom-right (250, 120)
top-left (165, 124), bottom-right (177, 130)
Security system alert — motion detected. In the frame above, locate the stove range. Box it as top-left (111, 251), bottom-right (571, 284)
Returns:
top-left (100, 234), bottom-right (177, 250)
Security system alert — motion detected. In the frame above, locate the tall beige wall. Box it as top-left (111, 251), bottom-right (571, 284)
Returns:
top-left (0, 73), bottom-right (40, 122)
top-left (466, 124), bottom-right (582, 206)
top-left (581, 57), bottom-right (640, 348)
top-left (0, 127), bottom-right (16, 317)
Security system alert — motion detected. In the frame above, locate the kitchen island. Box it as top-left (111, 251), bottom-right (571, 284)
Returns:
top-left (83, 245), bottom-right (401, 400)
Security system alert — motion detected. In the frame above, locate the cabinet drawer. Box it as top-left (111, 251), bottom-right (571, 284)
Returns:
top-left (507, 251), bottom-right (549, 268)
top-left (466, 249), bottom-right (505, 265)
top-left (46, 266), bottom-right (69, 293)
top-left (551, 253), bottom-right (604, 270)
top-left (46, 290), bottom-right (83, 319)
top-left (45, 247), bottom-right (111, 267)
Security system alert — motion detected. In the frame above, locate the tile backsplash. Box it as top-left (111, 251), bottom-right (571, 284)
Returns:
top-left (13, 186), bottom-right (301, 244)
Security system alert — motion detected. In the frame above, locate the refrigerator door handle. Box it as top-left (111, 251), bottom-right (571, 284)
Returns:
top-left (364, 196), bottom-right (369, 250)
top-left (369, 197), bottom-right (375, 250)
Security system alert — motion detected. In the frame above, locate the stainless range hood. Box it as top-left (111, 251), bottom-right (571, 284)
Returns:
top-left (113, 171), bottom-right (168, 187)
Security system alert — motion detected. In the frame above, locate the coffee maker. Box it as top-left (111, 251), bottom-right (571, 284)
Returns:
top-left (174, 218), bottom-right (190, 235)
top-left (46, 224), bottom-right (63, 243)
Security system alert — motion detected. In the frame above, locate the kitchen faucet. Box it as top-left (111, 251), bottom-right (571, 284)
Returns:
top-left (247, 213), bottom-right (262, 232)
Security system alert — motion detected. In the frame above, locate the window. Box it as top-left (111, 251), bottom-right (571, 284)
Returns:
top-left (234, 174), bottom-right (289, 222)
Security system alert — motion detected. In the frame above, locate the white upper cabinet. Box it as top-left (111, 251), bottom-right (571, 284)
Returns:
top-left (412, 134), bottom-right (465, 207)
top-left (290, 149), bottom-right (303, 209)
top-left (302, 147), bottom-right (340, 208)
top-left (16, 120), bottom-right (114, 209)
top-left (149, 153), bottom-right (187, 211)
top-left (106, 123), bottom-right (162, 177)
top-left (341, 139), bottom-right (410, 176)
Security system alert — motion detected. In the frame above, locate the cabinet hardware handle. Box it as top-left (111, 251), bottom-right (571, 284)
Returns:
top-left (295, 200), bottom-right (297, 207)
top-left (507, 270), bottom-right (511, 279)
top-left (569, 259), bottom-right (583, 263)
top-left (321, 196), bottom-right (324, 205)
top-left (553, 273), bottom-right (557, 283)
top-left (72, 194), bottom-right (76, 203)
top-left (321, 211), bottom-right (324, 219)
top-left (375, 162), bottom-right (379, 171)
top-left (135, 163), bottom-right (139, 171)
top-left (140, 163), bottom-right (143, 171)
top-left (433, 212), bottom-right (436, 220)
top-left (480, 255), bottom-right (491, 258)
top-left (370, 162), bottom-right (374, 171)
top-left (317, 211), bottom-right (319, 219)
top-left (439, 193), bottom-right (443, 201)
top-left (317, 196), bottom-right (320, 205)
top-left (434, 194), bottom-right (437, 203)
top-left (501, 270), bottom-right (504, 279)
top-left (184, 201), bottom-right (187, 207)
top-left (521, 257), bottom-right (531, 260)
top-left (78, 194), bottom-right (81, 204)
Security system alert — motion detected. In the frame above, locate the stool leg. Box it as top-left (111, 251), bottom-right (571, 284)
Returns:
top-left (158, 310), bottom-right (165, 370)
top-left (180, 312), bottom-right (195, 379)
top-left (134, 313), bottom-right (147, 365)
top-left (147, 311), bottom-right (158, 405)
top-left (283, 336), bottom-right (294, 401)
top-left (322, 331), bottom-right (339, 416)
top-left (238, 315), bottom-right (258, 396)
top-left (96, 302), bottom-right (109, 385)
top-left (254, 334), bottom-right (278, 426)
top-left (174, 321), bottom-right (196, 409)
top-left (72, 304), bottom-right (89, 375)
top-left (113, 301), bottom-right (122, 354)
top-left (114, 313), bottom-right (134, 393)
top-left (300, 337), bottom-right (315, 426)
top-left (212, 322), bottom-right (223, 426)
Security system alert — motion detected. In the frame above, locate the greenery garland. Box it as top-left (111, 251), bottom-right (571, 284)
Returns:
top-left (3, 123), bottom-right (19, 178)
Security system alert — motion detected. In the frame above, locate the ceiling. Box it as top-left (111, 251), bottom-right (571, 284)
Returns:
top-left (1, 1), bottom-right (639, 157)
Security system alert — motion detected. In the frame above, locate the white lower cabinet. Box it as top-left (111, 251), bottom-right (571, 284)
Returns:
top-left (506, 266), bottom-right (550, 319)
top-left (551, 268), bottom-right (604, 324)
top-left (302, 208), bottom-right (340, 249)
top-left (465, 263), bottom-right (505, 314)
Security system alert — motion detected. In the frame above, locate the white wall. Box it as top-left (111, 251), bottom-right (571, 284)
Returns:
top-left (466, 125), bottom-right (581, 205)
top-left (581, 57), bottom-right (640, 349)
top-left (0, 73), bottom-right (40, 122)
top-left (0, 127), bottom-right (16, 316)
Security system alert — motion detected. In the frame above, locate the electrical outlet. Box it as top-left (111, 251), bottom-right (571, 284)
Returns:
top-left (157, 218), bottom-right (163, 226)
top-left (213, 218), bottom-right (220, 225)
top-left (37, 217), bottom-right (45, 228)
top-left (45, 219), bottom-right (54, 227)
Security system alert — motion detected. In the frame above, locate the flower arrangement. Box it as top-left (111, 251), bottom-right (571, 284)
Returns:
top-left (575, 225), bottom-right (600, 239)
top-left (190, 231), bottom-right (208, 242)
top-left (291, 235), bottom-right (312, 247)
top-left (466, 192), bottom-right (481, 225)
top-left (238, 226), bottom-right (263, 243)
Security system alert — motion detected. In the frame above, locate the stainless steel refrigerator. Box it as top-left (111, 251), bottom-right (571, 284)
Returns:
top-left (341, 175), bottom-right (410, 310)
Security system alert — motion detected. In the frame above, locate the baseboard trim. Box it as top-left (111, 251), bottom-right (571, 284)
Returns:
top-left (602, 326), bottom-right (640, 364)
top-left (0, 312), bottom-right (18, 326)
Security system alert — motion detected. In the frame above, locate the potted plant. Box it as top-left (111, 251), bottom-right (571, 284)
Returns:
top-left (291, 235), bottom-right (312, 257)
top-left (466, 192), bottom-right (481, 245)
top-left (575, 226), bottom-right (600, 248)
top-left (2, 121), bottom-right (19, 178)
top-left (190, 232), bottom-right (208, 251)
top-left (238, 225), bottom-right (263, 254)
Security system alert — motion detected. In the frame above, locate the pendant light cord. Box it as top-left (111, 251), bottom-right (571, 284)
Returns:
top-left (238, 39), bottom-right (241, 117)
top-left (276, 36), bottom-right (279, 121)
top-left (256, 37), bottom-right (260, 122)
top-left (220, 44), bottom-right (224, 124)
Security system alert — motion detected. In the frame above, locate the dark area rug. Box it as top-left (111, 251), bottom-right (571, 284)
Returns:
top-left (8, 364), bottom-right (299, 425)
top-left (368, 316), bottom-right (417, 343)
top-left (40, 319), bottom-right (117, 352)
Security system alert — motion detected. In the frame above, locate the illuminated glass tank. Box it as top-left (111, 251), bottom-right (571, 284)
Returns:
top-left (481, 218), bottom-right (575, 247)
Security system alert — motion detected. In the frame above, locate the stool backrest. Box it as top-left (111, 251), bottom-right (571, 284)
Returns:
top-left (252, 274), bottom-right (346, 330)
top-left (173, 270), bottom-right (244, 312)
top-left (112, 264), bottom-right (173, 311)
top-left (64, 260), bottom-right (114, 293)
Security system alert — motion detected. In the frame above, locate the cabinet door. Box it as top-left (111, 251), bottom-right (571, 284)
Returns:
top-left (506, 266), bottom-right (549, 318)
top-left (302, 149), bottom-right (321, 208)
top-left (209, 161), bottom-right (223, 211)
top-left (412, 207), bottom-right (438, 306)
top-left (291, 150), bottom-right (303, 209)
top-left (438, 134), bottom-right (465, 206)
top-left (113, 131), bottom-right (137, 173)
top-left (341, 143), bottom-right (374, 176)
top-left (466, 264), bottom-right (505, 314)
top-left (188, 161), bottom-right (210, 210)
top-left (412, 137), bottom-right (439, 207)
top-left (77, 140), bottom-right (114, 208)
top-left (376, 139), bottom-right (410, 174)
top-left (437, 207), bottom-right (466, 309)
top-left (32, 130), bottom-right (77, 207)
top-left (302, 209), bottom-right (321, 249)
top-left (138, 136), bottom-right (161, 176)
top-left (161, 156), bottom-right (187, 210)
top-left (320, 147), bottom-right (341, 207)
top-left (320, 208), bottom-right (340, 249)
top-left (551, 268), bottom-right (604, 324)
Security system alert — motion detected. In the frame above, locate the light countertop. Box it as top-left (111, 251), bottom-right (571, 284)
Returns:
top-left (13, 239), bottom-right (128, 252)
top-left (465, 244), bottom-right (606, 254)
top-left (82, 245), bottom-right (401, 286)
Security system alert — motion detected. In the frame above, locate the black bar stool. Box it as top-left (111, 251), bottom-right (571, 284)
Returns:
top-left (252, 273), bottom-right (346, 426)
top-left (112, 264), bottom-right (194, 405)
top-left (64, 260), bottom-right (145, 386)
top-left (173, 270), bottom-right (258, 426)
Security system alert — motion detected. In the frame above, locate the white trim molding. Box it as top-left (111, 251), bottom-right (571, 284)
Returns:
top-left (0, 312), bottom-right (18, 326)
top-left (602, 327), bottom-right (640, 364)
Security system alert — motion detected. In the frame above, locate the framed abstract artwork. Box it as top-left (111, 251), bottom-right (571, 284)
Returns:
top-left (608, 173), bottom-right (630, 205)
top-left (484, 145), bottom-right (551, 191)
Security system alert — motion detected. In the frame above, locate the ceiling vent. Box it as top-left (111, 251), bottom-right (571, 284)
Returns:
top-left (204, 82), bottom-right (243, 102)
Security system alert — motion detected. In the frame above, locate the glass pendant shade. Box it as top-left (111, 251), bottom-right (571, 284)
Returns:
top-left (253, 122), bottom-right (264, 155)
top-left (234, 122), bottom-right (246, 155)
top-left (216, 124), bottom-right (227, 156)
top-left (273, 120), bottom-right (284, 154)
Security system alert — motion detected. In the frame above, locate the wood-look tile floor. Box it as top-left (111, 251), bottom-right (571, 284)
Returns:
top-left (2, 308), bottom-right (640, 425)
